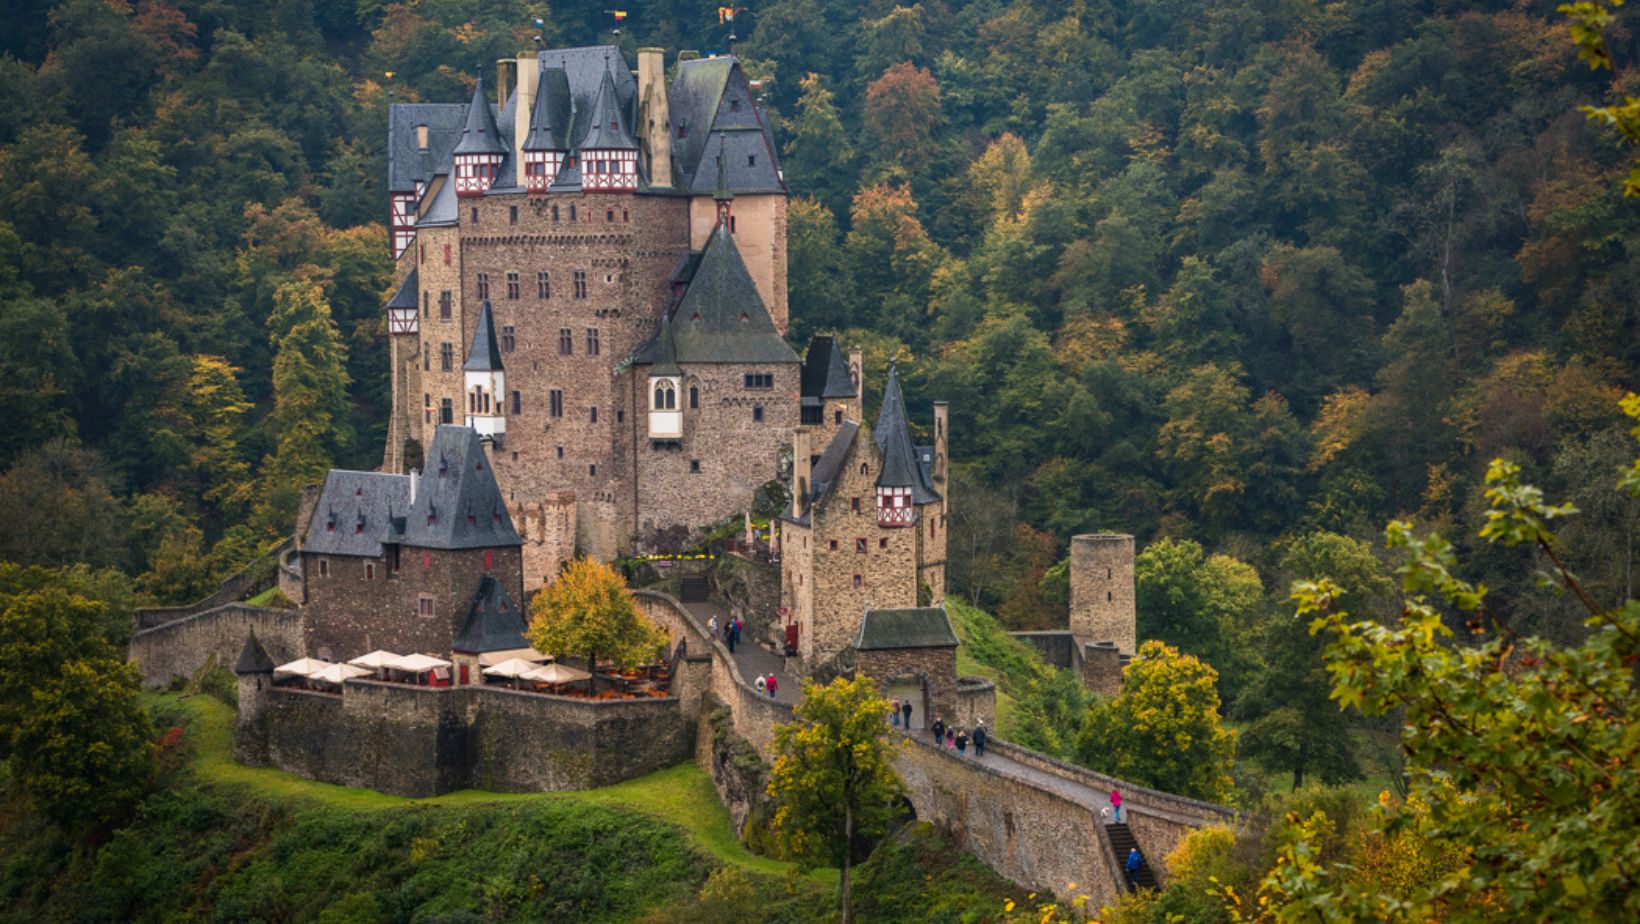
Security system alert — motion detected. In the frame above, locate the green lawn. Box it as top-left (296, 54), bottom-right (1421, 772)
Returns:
top-left (158, 693), bottom-right (834, 884)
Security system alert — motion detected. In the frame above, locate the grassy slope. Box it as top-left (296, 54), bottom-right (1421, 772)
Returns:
top-left (947, 598), bottom-right (1065, 739)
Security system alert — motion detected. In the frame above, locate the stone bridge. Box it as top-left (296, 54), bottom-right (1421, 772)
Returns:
top-left (635, 590), bottom-right (1238, 908)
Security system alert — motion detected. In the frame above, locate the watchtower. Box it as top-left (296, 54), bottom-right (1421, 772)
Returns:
top-left (1067, 534), bottom-right (1136, 654)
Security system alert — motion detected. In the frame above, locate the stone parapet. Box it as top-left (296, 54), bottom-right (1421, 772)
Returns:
top-left (129, 604), bottom-right (304, 688)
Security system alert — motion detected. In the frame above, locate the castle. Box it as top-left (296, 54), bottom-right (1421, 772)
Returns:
top-left (381, 45), bottom-right (811, 588)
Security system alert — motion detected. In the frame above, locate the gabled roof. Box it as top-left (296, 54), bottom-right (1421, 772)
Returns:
top-left (640, 312), bottom-right (682, 376)
top-left (416, 173), bottom-right (458, 227)
top-left (855, 607), bottom-right (959, 650)
top-left (874, 366), bottom-right (940, 503)
top-left (452, 78), bottom-right (508, 156)
top-left (303, 470), bottom-right (412, 557)
top-left (579, 68), bottom-right (637, 150)
top-left (451, 575), bottom-right (529, 653)
top-left (387, 269), bottom-right (418, 310)
top-left (668, 56), bottom-right (784, 195)
top-left (524, 67), bottom-right (572, 151)
top-left (801, 335), bottom-right (855, 401)
top-left (390, 426), bottom-right (523, 550)
top-left (464, 301), bottom-right (504, 372)
top-left (388, 103), bottom-right (465, 193)
top-left (810, 420), bottom-right (861, 506)
top-left (234, 631), bottom-right (275, 674)
top-left (667, 226), bottom-right (798, 365)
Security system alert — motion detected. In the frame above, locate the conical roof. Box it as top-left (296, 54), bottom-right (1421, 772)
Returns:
top-left (874, 365), bottom-right (940, 502)
top-left (452, 575), bottom-right (529, 653)
top-left (642, 311), bottom-right (682, 376)
top-left (452, 78), bottom-right (507, 156)
top-left (801, 335), bottom-right (855, 400)
top-left (234, 631), bottom-right (275, 675)
top-left (464, 301), bottom-right (504, 372)
top-left (524, 67), bottom-right (571, 151)
top-left (578, 67), bottom-right (637, 150)
top-left (669, 226), bottom-right (799, 365)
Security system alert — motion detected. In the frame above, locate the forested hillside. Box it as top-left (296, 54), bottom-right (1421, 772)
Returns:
top-left (0, 0), bottom-right (1634, 631)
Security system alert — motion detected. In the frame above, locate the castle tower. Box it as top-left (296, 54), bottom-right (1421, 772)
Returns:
top-left (521, 65), bottom-right (568, 193)
top-left (579, 68), bottom-right (640, 192)
top-left (233, 630), bottom-right (275, 766)
top-left (452, 78), bottom-right (506, 196)
top-left (384, 270), bottom-right (422, 473)
top-left (463, 301), bottom-right (505, 445)
top-left (637, 47), bottom-right (674, 189)
top-left (1068, 534), bottom-right (1136, 654)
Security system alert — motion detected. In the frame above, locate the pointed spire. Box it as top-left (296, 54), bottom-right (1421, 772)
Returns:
top-left (579, 66), bottom-right (637, 150)
top-left (464, 301), bottom-right (504, 372)
top-left (234, 630), bottom-right (274, 675)
top-left (874, 363), bottom-right (938, 501)
top-left (649, 311), bottom-right (681, 376)
top-left (453, 77), bottom-right (508, 155)
top-left (525, 67), bottom-right (571, 151)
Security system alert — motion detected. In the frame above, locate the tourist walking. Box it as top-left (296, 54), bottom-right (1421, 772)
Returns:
top-left (727, 619), bottom-right (738, 653)
top-left (972, 720), bottom-right (986, 757)
top-left (1110, 788), bottom-right (1123, 823)
top-left (754, 674), bottom-right (766, 694)
top-left (945, 727), bottom-right (955, 750)
top-left (900, 699), bottom-right (913, 729)
top-left (707, 615), bottom-right (718, 637)
top-left (954, 727), bottom-right (968, 755)
top-left (765, 673), bottom-right (778, 698)
top-left (890, 697), bottom-right (901, 725)
top-left (1124, 847), bottom-right (1143, 889)
top-left (931, 716), bottom-right (945, 745)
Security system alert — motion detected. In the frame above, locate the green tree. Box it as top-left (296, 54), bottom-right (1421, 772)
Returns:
top-left (783, 73), bottom-right (854, 214)
top-left (767, 675), bottom-right (904, 924)
top-left (254, 279), bottom-right (350, 535)
top-left (1075, 640), bottom-right (1236, 803)
top-left (1253, 396), bottom-right (1640, 920)
top-left (526, 557), bottom-right (667, 691)
top-left (1135, 538), bottom-right (1264, 701)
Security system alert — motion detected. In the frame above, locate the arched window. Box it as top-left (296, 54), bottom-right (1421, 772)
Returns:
top-left (689, 386), bottom-right (699, 409)
top-left (653, 379), bottom-right (676, 410)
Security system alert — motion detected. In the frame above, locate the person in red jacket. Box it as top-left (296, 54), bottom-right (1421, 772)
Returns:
top-left (765, 672), bottom-right (778, 698)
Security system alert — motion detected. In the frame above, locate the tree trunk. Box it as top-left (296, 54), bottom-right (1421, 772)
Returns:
top-left (588, 651), bottom-right (597, 695)
top-left (1292, 740), bottom-right (1306, 791)
top-left (840, 802), bottom-right (854, 924)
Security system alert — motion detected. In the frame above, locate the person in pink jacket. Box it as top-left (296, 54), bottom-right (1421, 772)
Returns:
top-left (1110, 788), bottom-right (1124, 823)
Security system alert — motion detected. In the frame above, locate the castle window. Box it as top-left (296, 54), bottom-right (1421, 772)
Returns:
top-left (590, 406), bottom-right (598, 423)
top-left (467, 513), bottom-right (476, 526)
top-left (730, 216), bottom-right (736, 233)
top-left (506, 272), bottom-right (520, 300)
top-left (879, 537), bottom-right (888, 550)
top-left (556, 446), bottom-right (564, 459)
top-left (834, 410), bottom-right (843, 424)
top-left (569, 204), bottom-right (577, 221)
top-left (589, 463), bottom-right (597, 476)
top-left (484, 550), bottom-right (494, 571)
top-left (801, 405), bottom-right (822, 425)
top-left (511, 390), bottom-right (521, 414)
top-left (689, 386), bottom-right (698, 409)
top-left (418, 593), bottom-right (434, 617)
top-left (752, 405), bottom-right (764, 422)
top-left (419, 243), bottom-right (424, 264)
top-left (550, 390), bottom-right (564, 418)
top-left (690, 459), bottom-right (700, 473)
top-left (423, 352), bottom-right (430, 372)
top-left (747, 154), bottom-right (755, 167)
top-left (537, 272), bottom-right (550, 298)
top-left (501, 325), bottom-right (515, 352)
top-left (829, 539), bottom-right (838, 550)
top-left (1108, 591), bottom-right (1113, 602)
top-left (731, 99), bottom-right (741, 113)
top-left (366, 563), bottom-right (375, 580)
top-left (509, 205), bottom-right (518, 225)
top-left (325, 519), bottom-right (334, 532)
top-left (441, 398), bottom-right (453, 424)
top-left (440, 343), bottom-right (453, 371)
top-left (851, 497), bottom-right (860, 512)
top-left (443, 244), bottom-right (451, 265)
top-left (586, 328), bottom-right (600, 355)
top-left (558, 328), bottom-right (573, 355)
top-left (652, 380), bottom-right (676, 410)
top-left (440, 290), bottom-right (452, 318)
top-left (861, 463), bottom-right (868, 475)
top-left (318, 558), bottom-right (330, 577)
top-left (416, 124), bottom-right (429, 150)
top-left (856, 538), bottom-right (867, 554)
top-left (551, 204), bottom-right (560, 221)
top-left (743, 373), bottom-right (773, 389)
top-left (422, 291), bottom-right (429, 316)
top-left (389, 545), bottom-right (401, 573)
top-left (423, 551), bottom-right (432, 570)
top-left (607, 208), bottom-right (615, 222)
top-left (623, 209), bottom-right (630, 222)
top-left (470, 207), bottom-right (478, 225)
top-left (617, 410), bottom-right (624, 423)
top-left (853, 574), bottom-right (862, 588)
top-left (476, 273), bottom-right (490, 300)
top-left (573, 271), bottom-right (588, 299)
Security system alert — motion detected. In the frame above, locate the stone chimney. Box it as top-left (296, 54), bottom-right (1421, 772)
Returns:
top-left (933, 400), bottom-right (949, 518)
top-left (791, 429), bottom-right (811, 520)
top-left (513, 51), bottom-right (538, 186)
top-left (849, 349), bottom-right (864, 405)
top-left (495, 58), bottom-right (516, 109)
top-left (637, 47), bottom-right (673, 189)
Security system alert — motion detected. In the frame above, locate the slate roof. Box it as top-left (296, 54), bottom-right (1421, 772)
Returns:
top-left (464, 301), bottom-right (504, 372)
top-left (666, 226), bottom-right (798, 364)
top-left (874, 366), bottom-right (940, 503)
top-left (801, 335), bottom-right (855, 402)
top-left (524, 67), bottom-right (572, 151)
top-left (386, 269), bottom-right (418, 310)
top-left (579, 68), bottom-right (637, 150)
top-left (855, 607), bottom-right (959, 650)
top-left (451, 575), bottom-right (529, 653)
top-left (389, 426), bottom-right (523, 550)
top-left (388, 103), bottom-right (465, 193)
top-left (668, 57), bottom-right (784, 195)
top-left (303, 470), bottom-right (412, 557)
top-left (809, 420), bottom-right (861, 507)
top-left (452, 78), bottom-right (508, 156)
top-left (644, 312), bottom-right (682, 376)
top-left (417, 174), bottom-right (458, 227)
top-left (234, 631), bottom-right (275, 675)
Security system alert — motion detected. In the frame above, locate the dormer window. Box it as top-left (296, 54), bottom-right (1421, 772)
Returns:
top-left (416, 125), bottom-right (429, 150)
top-left (877, 486), bottom-right (913, 526)
top-left (730, 99), bottom-right (741, 112)
top-left (648, 375), bottom-right (682, 439)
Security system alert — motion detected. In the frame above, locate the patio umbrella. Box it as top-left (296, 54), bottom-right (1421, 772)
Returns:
top-left (477, 647), bottom-right (550, 666)
top-left (308, 663), bottom-right (372, 685)
top-left (481, 657), bottom-right (539, 679)
top-left (390, 653), bottom-right (453, 673)
top-left (273, 657), bottom-right (330, 678)
top-left (348, 650), bottom-right (403, 671)
top-left (521, 662), bottom-right (591, 685)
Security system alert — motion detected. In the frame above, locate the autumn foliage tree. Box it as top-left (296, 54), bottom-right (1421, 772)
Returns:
top-left (527, 557), bottom-right (667, 691)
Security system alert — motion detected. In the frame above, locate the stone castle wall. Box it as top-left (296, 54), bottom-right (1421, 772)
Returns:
top-left (1068, 534), bottom-right (1136, 653)
top-left (688, 194), bottom-right (788, 333)
top-left (513, 492), bottom-right (577, 590)
top-left (130, 604), bottom-right (304, 688)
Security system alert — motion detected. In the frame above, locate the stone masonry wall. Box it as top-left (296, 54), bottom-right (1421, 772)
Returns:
top-left (1068, 534), bottom-right (1136, 653)
top-left (513, 492), bottom-right (577, 591)
top-left (688, 194), bottom-right (788, 334)
top-left (129, 604), bottom-right (304, 688)
top-left (856, 647), bottom-right (958, 727)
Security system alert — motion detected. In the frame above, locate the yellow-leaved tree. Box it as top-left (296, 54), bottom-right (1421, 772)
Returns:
top-left (526, 557), bottom-right (667, 693)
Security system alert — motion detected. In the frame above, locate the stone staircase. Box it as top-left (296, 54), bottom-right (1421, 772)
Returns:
top-left (1104, 822), bottom-right (1158, 891)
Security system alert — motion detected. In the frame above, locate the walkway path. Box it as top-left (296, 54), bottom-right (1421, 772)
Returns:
top-left (678, 600), bottom-right (800, 705)
top-left (895, 727), bottom-right (1114, 817)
